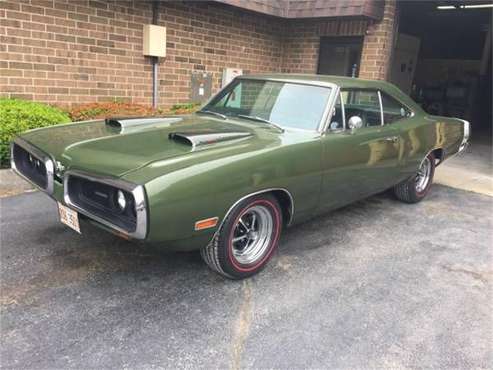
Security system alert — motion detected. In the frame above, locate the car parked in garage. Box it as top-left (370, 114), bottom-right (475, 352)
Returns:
top-left (11, 74), bottom-right (469, 278)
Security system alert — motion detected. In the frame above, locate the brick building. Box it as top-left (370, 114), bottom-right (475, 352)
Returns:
top-left (1, 0), bottom-right (491, 134)
top-left (1, 0), bottom-right (397, 108)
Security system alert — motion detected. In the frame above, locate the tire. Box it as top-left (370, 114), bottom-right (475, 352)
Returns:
top-left (200, 194), bottom-right (282, 279)
top-left (393, 152), bottom-right (436, 203)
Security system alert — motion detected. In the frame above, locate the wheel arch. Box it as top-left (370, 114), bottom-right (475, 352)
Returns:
top-left (431, 148), bottom-right (444, 166)
top-left (270, 189), bottom-right (294, 226)
top-left (418, 148), bottom-right (443, 170)
top-left (212, 188), bottom-right (294, 242)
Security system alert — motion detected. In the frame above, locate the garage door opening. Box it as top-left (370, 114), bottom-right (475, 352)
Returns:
top-left (393, 1), bottom-right (492, 142)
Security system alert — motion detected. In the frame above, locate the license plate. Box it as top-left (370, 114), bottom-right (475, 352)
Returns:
top-left (58, 202), bottom-right (81, 233)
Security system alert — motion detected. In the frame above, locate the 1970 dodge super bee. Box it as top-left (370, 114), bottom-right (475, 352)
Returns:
top-left (11, 74), bottom-right (469, 279)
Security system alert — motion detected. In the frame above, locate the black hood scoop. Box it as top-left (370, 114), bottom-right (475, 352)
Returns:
top-left (169, 131), bottom-right (252, 148)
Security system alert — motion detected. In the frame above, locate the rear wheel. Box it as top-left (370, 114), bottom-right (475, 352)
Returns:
top-left (394, 152), bottom-right (436, 203)
top-left (200, 194), bottom-right (282, 279)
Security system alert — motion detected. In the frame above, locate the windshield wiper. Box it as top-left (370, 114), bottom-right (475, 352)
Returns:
top-left (237, 114), bottom-right (284, 132)
top-left (197, 109), bottom-right (227, 119)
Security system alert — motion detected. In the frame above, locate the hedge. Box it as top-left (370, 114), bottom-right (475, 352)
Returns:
top-left (67, 101), bottom-right (162, 122)
top-left (67, 101), bottom-right (200, 121)
top-left (0, 98), bottom-right (70, 167)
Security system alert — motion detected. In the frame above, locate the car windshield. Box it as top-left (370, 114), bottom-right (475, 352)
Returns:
top-left (201, 79), bottom-right (331, 131)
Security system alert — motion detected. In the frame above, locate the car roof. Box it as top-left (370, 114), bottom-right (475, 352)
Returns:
top-left (239, 73), bottom-right (422, 112)
top-left (240, 73), bottom-right (389, 89)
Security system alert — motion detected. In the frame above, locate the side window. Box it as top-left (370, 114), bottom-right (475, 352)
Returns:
top-left (329, 93), bottom-right (344, 130)
top-left (342, 89), bottom-right (382, 127)
top-left (380, 92), bottom-right (411, 124)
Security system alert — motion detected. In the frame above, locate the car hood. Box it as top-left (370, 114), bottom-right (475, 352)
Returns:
top-left (18, 115), bottom-right (283, 180)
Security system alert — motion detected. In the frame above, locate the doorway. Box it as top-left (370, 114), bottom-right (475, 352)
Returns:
top-left (318, 37), bottom-right (363, 77)
top-left (396, 1), bottom-right (492, 137)
top-left (395, 1), bottom-right (492, 196)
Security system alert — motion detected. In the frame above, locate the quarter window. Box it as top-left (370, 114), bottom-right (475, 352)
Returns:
top-left (380, 92), bottom-right (411, 124)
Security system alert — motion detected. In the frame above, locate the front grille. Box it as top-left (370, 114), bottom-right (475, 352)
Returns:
top-left (12, 143), bottom-right (49, 189)
top-left (66, 175), bottom-right (137, 232)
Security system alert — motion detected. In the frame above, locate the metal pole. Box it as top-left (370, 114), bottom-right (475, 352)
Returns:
top-left (152, 57), bottom-right (158, 109)
top-left (151, 0), bottom-right (159, 109)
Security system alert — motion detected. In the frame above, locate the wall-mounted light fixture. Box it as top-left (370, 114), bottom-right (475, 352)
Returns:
top-left (437, 3), bottom-right (493, 10)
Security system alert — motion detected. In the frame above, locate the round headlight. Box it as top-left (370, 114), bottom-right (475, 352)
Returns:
top-left (116, 190), bottom-right (126, 211)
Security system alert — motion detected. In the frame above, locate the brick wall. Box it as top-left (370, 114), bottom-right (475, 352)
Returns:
top-left (1, 0), bottom-right (397, 108)
top-left (1, 0), bottom-right (284, 107)
top-left (281, 19), bottom-right (319, 73)
top-left (159, 2), bottom-right (283, 104)
top-left (359, 0), bottom-right (397, 80)
top-left (1, 0), bottom-right (154, 105)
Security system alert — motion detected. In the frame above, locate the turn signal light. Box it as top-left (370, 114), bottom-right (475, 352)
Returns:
top-left (195, 217), bottom-right (218, 231)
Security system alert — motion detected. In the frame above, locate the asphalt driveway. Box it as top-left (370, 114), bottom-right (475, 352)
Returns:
top-left (1, 186), bottom-right (492, 369)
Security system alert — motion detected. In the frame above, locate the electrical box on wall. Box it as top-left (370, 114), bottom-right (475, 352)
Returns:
top-left (222, 68), bottom-right (243, 87)
top-left (143, 24), bottom-right (166, 57)
top-left (191, 72), bottom-right (212, 103)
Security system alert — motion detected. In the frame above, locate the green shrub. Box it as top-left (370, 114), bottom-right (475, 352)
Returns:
top-left (0, 98), bottom-right (70, 167)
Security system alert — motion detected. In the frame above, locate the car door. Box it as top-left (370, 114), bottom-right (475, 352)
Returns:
top-left (378, 90), bottom-right (415, 180)
top-left (318, 89), bottom-right (402, 211)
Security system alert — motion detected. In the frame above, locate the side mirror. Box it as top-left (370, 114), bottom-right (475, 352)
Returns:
top-left (348, 116), bottom-right (363, 130)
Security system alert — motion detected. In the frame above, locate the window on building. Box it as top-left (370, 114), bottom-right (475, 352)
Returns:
top-left (318, 37), bottom-right (363, 77)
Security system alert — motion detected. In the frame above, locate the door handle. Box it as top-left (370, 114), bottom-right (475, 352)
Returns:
top-left (384, 136), bottom-right (399, 143)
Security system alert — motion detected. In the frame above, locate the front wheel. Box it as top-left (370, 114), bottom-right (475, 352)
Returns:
top-left (200, 194), bottom-right (282, 279)
top-left (393, 152), bottom-right (436, 203)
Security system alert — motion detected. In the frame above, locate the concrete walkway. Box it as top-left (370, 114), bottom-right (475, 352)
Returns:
top-left (435, 141), bottom-right (493, 197)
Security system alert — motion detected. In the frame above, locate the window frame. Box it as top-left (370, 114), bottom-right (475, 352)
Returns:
top-left (327, 87), bottom-right (416, 132)
top-left (379, 91), bottom-right (415, 125)
top-left (328, 91), bottom-right (347, 131)
top-left (340, 91), bottom-right (347, 130)
top-left (339, 88), bottom-right (384, 128)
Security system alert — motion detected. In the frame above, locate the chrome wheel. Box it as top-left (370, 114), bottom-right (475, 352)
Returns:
top-left (231, 205), bottom-right (273, 265)
top-left (415, 157), bottom-right (432, 193)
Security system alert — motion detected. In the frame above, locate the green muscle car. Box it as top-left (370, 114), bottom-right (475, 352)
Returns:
top-left (11, 74), bottom-right (470, 279)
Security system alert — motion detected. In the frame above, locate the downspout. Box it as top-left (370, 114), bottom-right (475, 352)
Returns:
top-left (387, 0), bottom-right (400, 81)
top-left (151, 0), bottom-right (159, 109)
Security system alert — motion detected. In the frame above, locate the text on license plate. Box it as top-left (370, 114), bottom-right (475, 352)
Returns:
top-left (58, 202), bottom-right (81, 233)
